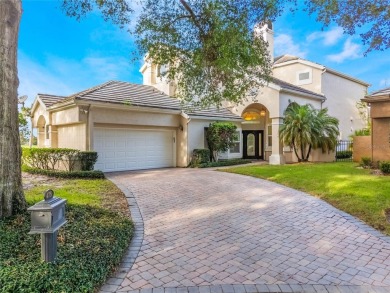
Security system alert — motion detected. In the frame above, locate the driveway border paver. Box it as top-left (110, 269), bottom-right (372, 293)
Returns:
top-left (101, 176), bottom-right (145, 293)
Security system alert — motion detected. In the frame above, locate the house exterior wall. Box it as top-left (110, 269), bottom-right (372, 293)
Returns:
top-left (322, 72), bottom-right (368, 140)
top-left (176, 115), bottom-right (189, 167)
top-left (353, 136), bottom-right (372, 163)
top-left (51, 107), bottom-right (81, 125)
top-left (273, 63), bottom-right (323, 94)
top-left (57, 123), bottom-right (86, 150)
top-left (372, 118), bottom-right (390, 163)
top-left (92, 107), bottom-right (180, 127)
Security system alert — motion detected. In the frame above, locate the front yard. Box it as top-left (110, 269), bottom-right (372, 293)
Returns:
top-left (0, 174), bottom-right (133, 293)
top-left (223, 162), bottom-right (390, 235)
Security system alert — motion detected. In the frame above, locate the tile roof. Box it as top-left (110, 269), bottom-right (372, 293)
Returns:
top-left (271, 77), bottom-right (325, 99)
top-left (370, 87), bottom-right (390, 97)
top-left (38, 81), bottom-right (242, 120)
top-left (38, 94), bottom-right (66, 107)
top-left (363, 87), bottom-right (390, 102)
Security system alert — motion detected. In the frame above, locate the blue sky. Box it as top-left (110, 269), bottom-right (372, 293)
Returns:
top-left (19, 1), bottom-right (390, 107)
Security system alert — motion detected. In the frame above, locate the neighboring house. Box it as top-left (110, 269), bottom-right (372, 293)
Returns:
top-left (30, 23), bottom-right (370, 172)
top-left (361, 87), bottom-right (390, 163)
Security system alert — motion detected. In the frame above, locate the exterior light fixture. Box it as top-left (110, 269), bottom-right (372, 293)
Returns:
top-left (260, 110), bottom-right (266, 117)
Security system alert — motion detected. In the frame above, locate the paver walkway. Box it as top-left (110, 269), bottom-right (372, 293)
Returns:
top-left (101, 168), bottom-right (390, 293)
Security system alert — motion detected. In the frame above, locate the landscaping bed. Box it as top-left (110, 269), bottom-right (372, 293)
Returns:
top-left (0, 173), bottom-right (133, 293)
top-left (223, 162), bottom-right (390, 235)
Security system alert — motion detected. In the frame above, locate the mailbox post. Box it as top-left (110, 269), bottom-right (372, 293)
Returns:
top-left (27, 190), bottom-right (67, 263)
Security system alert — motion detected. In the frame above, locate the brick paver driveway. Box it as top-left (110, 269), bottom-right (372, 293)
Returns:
top-left (102, 168), bottom-right (390, 293)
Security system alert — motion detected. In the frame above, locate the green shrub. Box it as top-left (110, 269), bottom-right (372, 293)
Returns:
top-left (206, 122), bottom-right (238, 162)
top-left (22, 147), bottom-right (80, 171)
top-left (353, 128), bottom-right (371, 136)
top-left (380, 161), bottom-right (390, 174)
top-left (198, 158), bottom-right (252, 168)
top-left (360, 157), bottom-right (372, 169)
top-left (23, 165), bottom-right (105, 179)
top-left (78, 151), bottom-right (98, 171)
top-left (190, 149), bottom-right (210, 167)
top-left (336, 150), bottom-right (353, 159)
top-left (0, 205), bottom-right (133, 293)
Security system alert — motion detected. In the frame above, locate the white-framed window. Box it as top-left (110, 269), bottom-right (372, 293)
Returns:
top-left (229, 131), bottom-right (241, 153)
top-left (296, 68), bottom-right (312, 85)
top-left (267, 124), bottom-right (272, 147)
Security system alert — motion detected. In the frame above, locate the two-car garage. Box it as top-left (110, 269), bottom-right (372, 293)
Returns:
top-left (93, 128), bottom-right (175, 172)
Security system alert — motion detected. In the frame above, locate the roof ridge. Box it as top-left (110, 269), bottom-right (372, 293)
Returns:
top-left (71, 80), bottom-right (117, 99)
top-left (37, 93), bottom-right (66, 98)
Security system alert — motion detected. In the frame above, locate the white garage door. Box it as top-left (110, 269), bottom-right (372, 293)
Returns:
top-left (93, 128), bottom-right (175, 172)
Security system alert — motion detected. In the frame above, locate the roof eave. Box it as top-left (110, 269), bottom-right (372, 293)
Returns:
top-left (280, 88), bottom-right (326, 101)
top-left (324, 68), bottom-right (370, 87)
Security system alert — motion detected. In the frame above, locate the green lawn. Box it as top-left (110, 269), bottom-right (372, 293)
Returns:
top-left (223, 162), bottom-right (390, 235)
top-left (0, 177), bottom-right (133, 293)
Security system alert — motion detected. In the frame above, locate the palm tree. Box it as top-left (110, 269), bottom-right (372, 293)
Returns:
top-left (279, 103), bottom-right (339, 162)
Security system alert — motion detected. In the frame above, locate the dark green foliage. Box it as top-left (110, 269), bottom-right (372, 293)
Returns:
top-left (190, 149), bottom-right (211, 167)
top-left (336, 150), bottom-right (353, 159)
top-left (78, 151), bottom-right (99, 171)
top-left (22, 165), bottom-right (105, 179)
top-left (198, 159), bottom-right (252, 168)
top-left (380, 161), bottom-right (390, 174)
top-left (0, 205), bottom-right (133, 292)
top-left (206, 122), bottom-right (238, 162)
top-left (361, 157), bottom-right (373, 169)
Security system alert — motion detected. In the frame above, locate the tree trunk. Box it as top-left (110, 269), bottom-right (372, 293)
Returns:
top-left (0, 0), bottom-right (26, 218)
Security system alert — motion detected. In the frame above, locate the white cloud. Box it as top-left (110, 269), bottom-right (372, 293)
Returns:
top-left (307, 27), bottom-right (344, 46)
top-left (274, 34), bottom-right (307, 58)
top-left (18, 51), bottom-right (140, 107)
top-left (327, 38), bottom-right (361, 63)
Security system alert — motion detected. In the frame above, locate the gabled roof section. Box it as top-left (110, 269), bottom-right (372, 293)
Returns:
top-left (37, 94), bottom-right (66, 108)
top-left (40, 80), bottom-right (242, 120)
top-left (271, 77), bottom-right (325, 100)
top-left (362, 87), bottom-right (390, 103)
top-left (273, 54), bottom-right (369, 86)
top-left (370, 87), bottom-right (390, 97)
top-left (273, 54), bottom-right (300, 65)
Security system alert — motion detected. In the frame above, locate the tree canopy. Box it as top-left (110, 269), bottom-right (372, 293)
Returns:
top-left (304, 0), bottom-right (390, 53)
top-left (134, 0), bottom-right (285, 108)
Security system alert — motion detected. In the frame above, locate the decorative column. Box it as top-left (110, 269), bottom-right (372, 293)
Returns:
top-left (269, 117), bottom-right (285, 165)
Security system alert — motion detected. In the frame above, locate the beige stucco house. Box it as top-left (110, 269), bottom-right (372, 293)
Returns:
top-left (30, 23), bottom-right (370, 172)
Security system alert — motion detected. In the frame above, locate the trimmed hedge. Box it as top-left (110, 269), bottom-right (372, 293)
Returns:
top-left (79, 151), bottom-right (99, 171)
top-left (22, 147), bottom-right (99, 172)
top-left (190, 149), bottom-right (211, 167)
top-left (22, 165), bottom-right (105, 179)
top-left (380, 161), bottom-right (390, 174)
top-left (0, 205), bottom-right (133, 292)
top-left (198, 159), bottom-right (252, 168)
top-left (336, 150), bottom-right (353, 159)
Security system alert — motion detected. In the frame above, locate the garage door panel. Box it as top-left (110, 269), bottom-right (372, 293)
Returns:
top-left (93, 128), bottom-right (174, 172)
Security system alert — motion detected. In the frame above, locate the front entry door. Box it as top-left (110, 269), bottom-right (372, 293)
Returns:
top-left (243, 130), bottom-right (264, 159)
